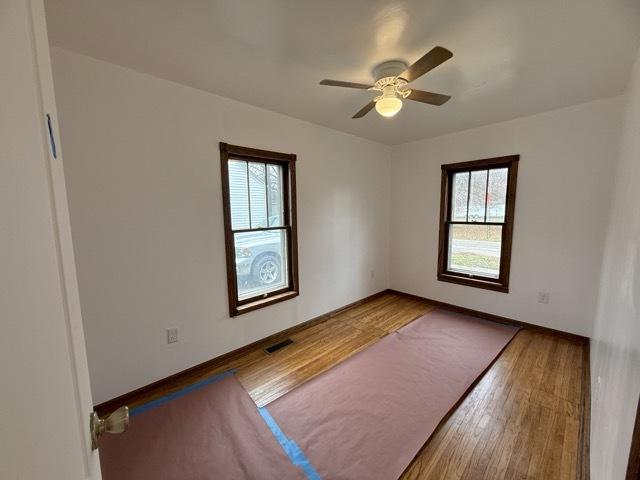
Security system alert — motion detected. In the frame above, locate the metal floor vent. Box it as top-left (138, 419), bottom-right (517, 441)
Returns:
top-left (264, 338), bottom-right (293, 354)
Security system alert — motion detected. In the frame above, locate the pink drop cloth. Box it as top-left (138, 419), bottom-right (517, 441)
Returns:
top-left (98, 373), bottom-right (306, 480)
top-left (265, 308), bottom-right (518, 480)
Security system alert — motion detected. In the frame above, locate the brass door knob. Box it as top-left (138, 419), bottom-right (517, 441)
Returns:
top-left (90, 406), bottom-right (129, 450)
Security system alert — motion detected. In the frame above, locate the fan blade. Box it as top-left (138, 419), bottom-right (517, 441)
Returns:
top-left (320, 79), bottom-right (372, 89)
top-left (352, 101), bottom-right (376, 118)
top-left (406, 89), bottom-right (451, 106)
top-left (399, 46), bottom-right (453, 83)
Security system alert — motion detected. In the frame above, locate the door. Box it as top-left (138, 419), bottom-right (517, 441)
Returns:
top-left (1, 0), bottom-right (102, 478)
top-left (628, 394), bottom-right (640, 479)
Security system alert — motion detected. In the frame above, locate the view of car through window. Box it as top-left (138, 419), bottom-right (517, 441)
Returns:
top-left (228, 160), bottom-right (288, 300)
top-left (234, 227), bottom-right (288, 300)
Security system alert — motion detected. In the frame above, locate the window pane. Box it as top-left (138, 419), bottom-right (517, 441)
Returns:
top-left (448, 224), bottom-right (502, 278)
top-left (487, 168), bottom-right (508, 222)
top-left (248, 162), bottom-right (267, 228)
top-left (235, 229), bottom-right (288, 300)
top-left (451, 172), bottom-right (469, 221)
top-left (267, 164), bottom-right (284, 227)
top-left (228, 160), bottom-right (250, 230)
top-left (468, 170), bottom-right (488, 222)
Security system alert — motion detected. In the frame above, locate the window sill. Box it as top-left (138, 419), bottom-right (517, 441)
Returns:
top-left (437, 273), bottom-right (509, 293)
top-left (233, 290), bottom-right (299, 317)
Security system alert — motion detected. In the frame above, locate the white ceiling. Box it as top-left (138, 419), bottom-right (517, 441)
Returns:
top-left (45, 0), bottom-right (640, 145)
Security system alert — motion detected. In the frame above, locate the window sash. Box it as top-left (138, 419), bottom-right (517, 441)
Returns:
top-left (234, 226), bottom-right (292, 307)
top-left (447, 167), bottom-right (508, 224)
top-left (444, 167), bottom-right (509, 282)
top-left (235, 229), bottom-right (290, 302)
top-left (230, 157), bottom-right (292, 305)
top-left (229, 159), bottom-right (289, 232)
top-left (445, 231), bottom-right (504, 283)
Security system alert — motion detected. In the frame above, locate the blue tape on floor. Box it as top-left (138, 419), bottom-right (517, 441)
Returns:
top-left (258, 406), bottom-right (321, 480)
top-left (130, 369), bottom-right (236, 417)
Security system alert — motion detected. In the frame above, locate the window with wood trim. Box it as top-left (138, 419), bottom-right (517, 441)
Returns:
top-left (220, 143), bottom-right (299, 316)
top-left (437, 155), bottom-right (519, 292)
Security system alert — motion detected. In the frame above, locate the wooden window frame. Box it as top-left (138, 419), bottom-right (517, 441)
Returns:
top-left (437, 155), bottom-right (519, 293)
top-left (220, 143), bottom-right (299, 317)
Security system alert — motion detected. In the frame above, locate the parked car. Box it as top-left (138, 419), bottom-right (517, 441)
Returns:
top-left (235, 229), bottom-right (283, 286)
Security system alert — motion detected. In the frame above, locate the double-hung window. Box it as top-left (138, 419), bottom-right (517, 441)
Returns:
top-left (220, 143), bottom-right (299, 316)
top-left (437, 155), bottom-right (519, 292)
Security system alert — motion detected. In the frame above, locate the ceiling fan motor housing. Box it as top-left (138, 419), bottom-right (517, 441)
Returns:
top-left (372, 60), bottom-right (409, 81)
top-left (371, 60), bottom-right (412, 104)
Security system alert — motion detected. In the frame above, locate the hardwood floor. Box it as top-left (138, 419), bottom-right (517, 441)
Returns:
top-left (122, 292), bottom-right (587, 479)
top-left (399, 328), bottom-right (585, 479)
top-left (240, 292), bottom-right (434, 406)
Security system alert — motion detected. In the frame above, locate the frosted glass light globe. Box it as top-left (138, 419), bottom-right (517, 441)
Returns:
top-left (375, 96), bottom-right (402, 117)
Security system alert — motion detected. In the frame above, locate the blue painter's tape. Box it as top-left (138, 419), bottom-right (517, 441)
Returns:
top-left (130, 370), bottom-right (236, 417)
top-left (258, 407), bottom-right (321, 480)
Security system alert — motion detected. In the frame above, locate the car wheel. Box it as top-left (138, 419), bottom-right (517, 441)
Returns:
top-left (252, 255), bottom-right (281, 285)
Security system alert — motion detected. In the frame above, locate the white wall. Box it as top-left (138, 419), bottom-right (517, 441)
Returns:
top-left (389, 97), bottom-right (624, 337)
top-left (51, 48), bottom-right (391, 404)
top-left (51, 43), bottom-right (632, 410)
top-left (590, 48), bottom-right (640, 479)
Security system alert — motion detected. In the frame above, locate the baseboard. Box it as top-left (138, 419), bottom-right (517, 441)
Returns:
top-left (96, 287), bottom-right (588, 416)
top-left (94, 289), bottom-right (388, 416)
top-left (385, 289), bottom-right (589, 344)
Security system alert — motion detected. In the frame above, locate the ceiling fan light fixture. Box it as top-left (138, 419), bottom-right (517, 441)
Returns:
top-left (319, 46), bottom-right (453, 119)
top-left (375, 85), bottom-right (403, 117)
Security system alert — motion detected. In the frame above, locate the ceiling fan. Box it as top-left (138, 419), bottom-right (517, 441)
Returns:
top-left (320, 46), bottom-right (453, 119)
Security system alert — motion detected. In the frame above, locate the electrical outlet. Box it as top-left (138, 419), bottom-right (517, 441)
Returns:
top-left (370, 270), bottom-right (375, 279)
top-left (167, 328), bottom-right (178, 344)
top-left (537, 292), bottom-right (550, 304)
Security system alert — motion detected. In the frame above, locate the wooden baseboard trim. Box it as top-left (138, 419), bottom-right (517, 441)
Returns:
top-left (94, 289), bottom-right (388, 416)
top-left (385, 289), bottom-right (589, 344)
top-left (96, 287), bottom-right (589, 417)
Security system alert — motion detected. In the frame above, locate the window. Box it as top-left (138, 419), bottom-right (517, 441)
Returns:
top-left (220, 143), bottom-right (299, 316)
top-left (437, 155), bottom-right (519, 292)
